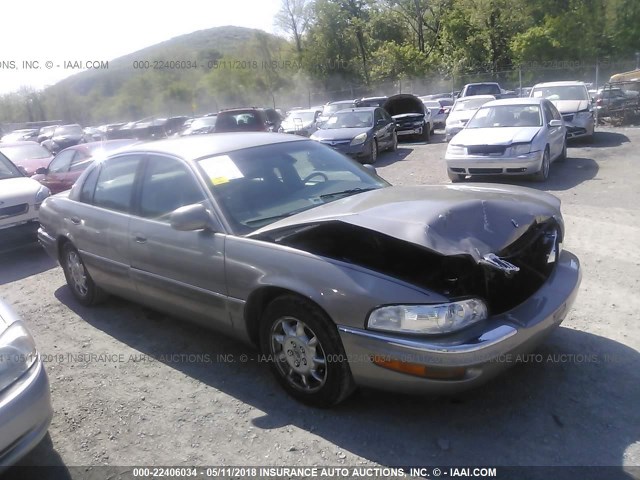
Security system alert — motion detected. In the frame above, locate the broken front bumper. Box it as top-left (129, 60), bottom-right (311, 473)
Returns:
top-left (338, 250), bottom-right (581, 394)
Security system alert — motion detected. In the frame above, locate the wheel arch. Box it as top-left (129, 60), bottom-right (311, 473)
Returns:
top-left (243, 286), bottom-right (335, 347)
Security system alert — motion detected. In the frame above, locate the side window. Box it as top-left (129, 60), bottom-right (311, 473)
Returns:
top-left (138, 156), bottom-right (206, 221)
top-left (79, 166), bottom-right (100, 204)
top-left (49, 150), bottom-right (76, 173)
top-left (549, 102), bottom-right (562, 121)
top-left (70, 150), bottom-right (92, 172)
top-left (93, 155), bottom-right (142, 213)
top-left (374, 109), bottom-right (383, 124)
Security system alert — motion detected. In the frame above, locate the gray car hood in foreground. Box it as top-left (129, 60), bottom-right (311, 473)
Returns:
top-left (251, 184), bottom-right (562, 262)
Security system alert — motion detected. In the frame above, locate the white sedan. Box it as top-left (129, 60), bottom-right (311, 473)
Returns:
top-left (445, 98), bottom-right (567, 182)
top-left (0, 152), bottom-right (50, 251)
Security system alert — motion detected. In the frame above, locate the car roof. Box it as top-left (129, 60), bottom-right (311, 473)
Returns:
top-left (0, 141), bottom-right (44, 148)
top-left (285, 109), bottom-right (320, 114)
top-left (327, 100), bottom-right (355, 104)
top-left (532, 81), bottom-right (587, 87)
top-left (482, 98), bottom-right (545, 107)
top-left (107, 132), bottom-right (308, 162)
top-left (456, 95), bottom-right (497, 101)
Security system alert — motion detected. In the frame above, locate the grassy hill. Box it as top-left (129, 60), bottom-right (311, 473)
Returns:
top-left (46, 26), bottom-right (291, 122)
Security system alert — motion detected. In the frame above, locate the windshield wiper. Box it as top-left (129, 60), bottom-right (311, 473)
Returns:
top-left (245, 206), bottom-right (314, 226)
top-left (319, 187), bottom-right (378, 200)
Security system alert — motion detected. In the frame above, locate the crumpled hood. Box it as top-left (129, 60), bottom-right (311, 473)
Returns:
top-left (452, 127), bottom-right (542, 146)
top-left (251, 184), bottom-right (562, 262)
top-left (551, 99), bottom-right (589, 114)
top-left (312, 127), bottom-right (370, 141)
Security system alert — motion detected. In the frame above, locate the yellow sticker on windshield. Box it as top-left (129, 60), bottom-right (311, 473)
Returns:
top-left (211, 176), bottom-right (229, 185)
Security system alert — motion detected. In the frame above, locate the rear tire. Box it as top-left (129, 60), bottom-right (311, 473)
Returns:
top-left (533, 148), bottom-right (551, 182)
top-left (259, 295), bottom-right (356, 407)
top-left (61, 243), bottom-right (107, 306)
top-left (421, 123), bottom-right (431, 142)
top-left (390, 132), bottom-right (398, 151)
top-left (557, 137), bottom-right (567, 161)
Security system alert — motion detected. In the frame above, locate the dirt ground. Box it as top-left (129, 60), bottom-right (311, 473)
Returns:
top-left (2, 127), bottom-right (639, 480)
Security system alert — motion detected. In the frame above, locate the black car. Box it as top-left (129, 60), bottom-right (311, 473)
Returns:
top-left (383, 94), bottom-right (433, 142)
top-left (41, 124), bottom-right (87, 154)
top-left (214, 108), bottom-right (274, 133)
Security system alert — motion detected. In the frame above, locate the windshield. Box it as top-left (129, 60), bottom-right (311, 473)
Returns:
top-left (322, 102), bottom-right (354, 116)
top-left (453, 97), bottom-right (494, 112)
top-left (321, 111), bottom-right (373, 129)
top-left (55, 125), bottom-right (83, 136)
top-left (467, 105), bottom-right (542, 128)
top-left (531, 85), bottom-right (589, 101)
top-left (283, 111), bottom-right (317, 124)
top-left (191, 117), bottom-right (217, 129)
top-left (0, 143), bottom-right (51, 162)
top-left (0, 153), bottom-right (23, 179)
top-left (196, 140), bottom-right (388, 234)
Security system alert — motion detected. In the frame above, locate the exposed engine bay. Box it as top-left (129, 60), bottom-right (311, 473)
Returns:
top-left (256, 219), bottom-right (562, 314)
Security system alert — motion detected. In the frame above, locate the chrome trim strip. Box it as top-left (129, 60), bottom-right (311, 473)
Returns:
top-left (337, 325), bottom-right (518, 354)
top-left (130, 267), bottom-right (245, 304)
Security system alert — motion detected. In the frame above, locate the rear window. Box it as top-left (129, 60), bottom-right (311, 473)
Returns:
top-left (466, 84), bottom-right (501, 96)
top-left (215, 110), bottom-right (266, 132)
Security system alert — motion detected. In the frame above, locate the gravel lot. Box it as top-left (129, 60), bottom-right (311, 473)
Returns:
top-left (3, 127), bottom-right (639, 479)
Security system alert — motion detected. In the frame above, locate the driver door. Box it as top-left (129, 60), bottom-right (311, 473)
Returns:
top-left (128, 154), bottom-right (231, 329)
top-left (40, 148), bottom-right (76, 193)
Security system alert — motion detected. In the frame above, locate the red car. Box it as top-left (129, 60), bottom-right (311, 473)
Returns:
top-left (31, 140), bottom-right (137, 194)
top-left (0, 141), bottom-right (53, 176)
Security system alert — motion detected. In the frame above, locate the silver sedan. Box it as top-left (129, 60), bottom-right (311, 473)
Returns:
top-left (38, 133), bottom-right (580, 406)
top-left (0, 300), bottom-right (52, 470)
top-left (445, 98), bottom-right (567, 182)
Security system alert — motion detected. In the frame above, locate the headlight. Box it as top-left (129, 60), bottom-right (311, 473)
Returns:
top-left (511, 143), bottom-right (531, 156)
top-left (446, 144), bottom-right (466, 155)
top-left (0, 322), bottom-right (38, 393)
top-left (35, 185), bottom-right (51, 207)
top-left (351, 132), bottom-right (367, 146)
top-left (368, 299), bottom-right (488, 335)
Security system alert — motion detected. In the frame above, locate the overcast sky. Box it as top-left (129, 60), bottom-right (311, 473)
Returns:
top-left (0, 0), bottom-right (282, 94)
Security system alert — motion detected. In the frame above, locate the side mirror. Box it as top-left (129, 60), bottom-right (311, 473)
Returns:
top-left (170, 204), bottom-right (216, 232)
top-left (376, 118), bottom-right (386, 125)
top-left (363, 164), bottom-right (377, 174)
top-left (35, 167), bottom-right (48, 175)
top-left (549, 119), bottom-right (563, 128)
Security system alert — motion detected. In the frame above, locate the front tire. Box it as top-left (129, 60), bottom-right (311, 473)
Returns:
top-left (366, 139), bottom-right (378, 164)
top-left (259, 295), bottom-right (355, 407)
top-left (61, 243), bottom-right (107, 306)
top-left (533, 148), bottom-right (551, 182)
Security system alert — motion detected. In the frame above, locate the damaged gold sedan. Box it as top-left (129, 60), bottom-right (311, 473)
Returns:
top-left (37, 133), bottom-right (581, 406)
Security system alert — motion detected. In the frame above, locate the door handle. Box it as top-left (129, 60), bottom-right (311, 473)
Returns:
top-left (70, 216), bottom-right (81, 225)
top-left (134, 235), bottom-right (147, 244)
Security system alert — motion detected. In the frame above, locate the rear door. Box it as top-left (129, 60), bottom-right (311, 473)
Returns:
top-left (128, 154), bottom-right (230, 328)
top-left (70, 154), bottom-right (143, 296)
